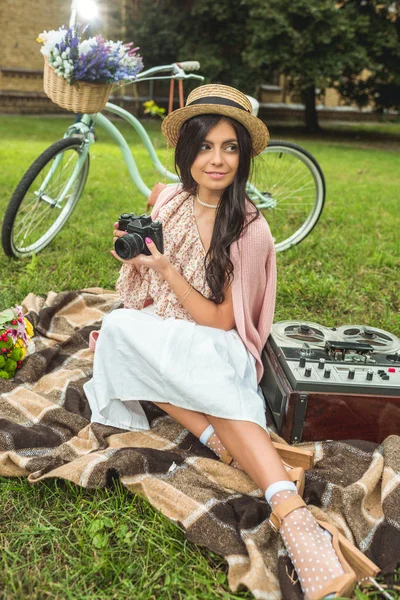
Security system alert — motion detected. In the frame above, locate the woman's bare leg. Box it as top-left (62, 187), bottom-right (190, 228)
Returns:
top-left (153, 402), bottom-right (241, 468)
top-left (153, 402), bottom-right (210, 437)
top-left (206, 416), bottom-right (290, 490)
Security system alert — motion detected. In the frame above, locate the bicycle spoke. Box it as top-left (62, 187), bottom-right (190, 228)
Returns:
top-left (42, 154), bottom-right (77, 201)
top-left (265, 159), bottom-right (304, 192)
top-left (15, 196), bottom-right (57, 243)
top-left (257, 163), bottom-right (314, 198)
top-left (272, 171), bottom-right (314, 195)
top-left (271, 184), bottom-right (317, 201)
top-left (269, 203), bottom-right (316, 211)
top-left (21, 202), bottom-right (56, 242)
top-left (14, 193), bottom-right (58, 243)
top-left (13, 203), bottom-right (42, 244)
top-left (14, 201), bottom-right (43, 241)
top-left (249, 143), bottom-right (325, 251)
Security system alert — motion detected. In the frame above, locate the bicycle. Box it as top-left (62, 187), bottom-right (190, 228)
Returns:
top-left (1, 62), bottom-right (325, 259)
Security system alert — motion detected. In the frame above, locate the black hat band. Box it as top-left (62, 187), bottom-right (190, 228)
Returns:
top-left (188, 96), bottom-right (251, 113)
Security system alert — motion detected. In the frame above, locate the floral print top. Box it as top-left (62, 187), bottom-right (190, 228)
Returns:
top-left (116, 190), bottom-right (212, 321)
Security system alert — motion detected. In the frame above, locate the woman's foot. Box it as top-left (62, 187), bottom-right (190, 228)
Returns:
top-left (267, 485), bottom-right (379, 600)
top-left (204, 430), bottom-right (242, 468)
top-left (269, 489), bottom-right (345, 599)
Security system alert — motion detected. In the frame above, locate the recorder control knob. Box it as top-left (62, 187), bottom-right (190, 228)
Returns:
top-left (348, 368), bottom-right (355, 380)
top-left (318, 358), bottom-right (325, 370)
top-left (324, 368), bottom-right (331, 379)
top-left (299, 356), bottom-right (306, 368)
top-left (304, 367), bottom-right (312, 377)
top-left (366, 370), bottom-right (374, 381)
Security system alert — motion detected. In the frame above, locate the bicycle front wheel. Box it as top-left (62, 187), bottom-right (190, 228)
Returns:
top-left (2, 137), bottom-right (90, 258)
top-left (249, 141), bottom-right (326, 251)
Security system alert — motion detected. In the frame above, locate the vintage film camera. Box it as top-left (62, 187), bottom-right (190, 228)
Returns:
top-left (260, 321), bottom-right (400, 444)
top-left (115, 213), bottom-right (164, 260)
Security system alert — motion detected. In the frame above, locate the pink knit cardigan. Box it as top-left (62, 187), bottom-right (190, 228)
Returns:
top-left (151, 184), bottom-right (277, 383)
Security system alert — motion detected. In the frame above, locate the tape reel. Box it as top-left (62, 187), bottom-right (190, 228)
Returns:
top-left (272, 321), bottom-right (335, 348)
top-left (336, 325), bottom-right (400, 353)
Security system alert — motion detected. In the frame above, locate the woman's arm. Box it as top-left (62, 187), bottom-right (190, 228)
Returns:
top-left (111, 237), bottom-right (235, 331)
top-left (162, 260), bottom-right (235, 331)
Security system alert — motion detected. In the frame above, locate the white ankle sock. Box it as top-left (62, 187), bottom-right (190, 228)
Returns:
top-left (198, 424), bottom-right (241, 468)
top-left (199, 424), bottom-right (215, 445)
top-left (265, 480), bottom-right (297, 503)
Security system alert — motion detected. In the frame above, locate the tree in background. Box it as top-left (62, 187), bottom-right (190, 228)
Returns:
top-left (126, 0), bottom-right (399, 131)
top-left (242, 0), bottom-right (372, 131)
top-left (336, 1), bottom-right (400, 115)
top-left (126, 0), bottom-right (250, 90)
top-left (124, 0), bottom-right (187, 68)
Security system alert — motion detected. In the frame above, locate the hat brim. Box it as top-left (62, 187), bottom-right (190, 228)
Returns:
top-left (161, 103), bottom-right (270, 155)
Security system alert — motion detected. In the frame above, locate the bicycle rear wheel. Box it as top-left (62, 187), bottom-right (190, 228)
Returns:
top-left (249, 141), bottom-right (326, 251)
top-left (2, 137), bottom-right (89, 258)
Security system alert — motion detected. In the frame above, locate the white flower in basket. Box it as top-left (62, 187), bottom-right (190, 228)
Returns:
top-left (37, 24), bottom-right (143, 113)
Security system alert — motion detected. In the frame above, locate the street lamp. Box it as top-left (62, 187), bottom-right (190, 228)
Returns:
top-left (69, 0), bottom-right (99, 28)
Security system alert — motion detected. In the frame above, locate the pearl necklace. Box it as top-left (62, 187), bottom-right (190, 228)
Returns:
top-left (196, 192), bottom-right (220, 209)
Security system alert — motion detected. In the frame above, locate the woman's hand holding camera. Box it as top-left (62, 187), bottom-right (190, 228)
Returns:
top-left (111, 222), bottom-right (171, 276)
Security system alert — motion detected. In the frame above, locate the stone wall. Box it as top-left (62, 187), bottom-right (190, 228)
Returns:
top-left (1, 0), bottom-right (70, 70)
top-left (0, 0), bottom-right (127, 113)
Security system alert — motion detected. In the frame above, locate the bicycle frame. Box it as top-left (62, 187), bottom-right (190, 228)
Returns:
top-left (247, 182), bottom-right (275, 209)
top-left (47, 103), bottom-right (179, 201)
top-left (94, 104), bottom-right (180, 197)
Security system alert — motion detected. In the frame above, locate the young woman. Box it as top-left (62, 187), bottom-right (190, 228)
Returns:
top-left (84, 84), bottom-right (379, 600)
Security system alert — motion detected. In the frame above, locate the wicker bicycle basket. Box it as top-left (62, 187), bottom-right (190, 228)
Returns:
top-left (43, 59), bottom-right (114, 114)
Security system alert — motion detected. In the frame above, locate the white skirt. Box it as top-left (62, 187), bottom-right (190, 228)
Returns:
top-left (83, 306), bottom-right (267, 431)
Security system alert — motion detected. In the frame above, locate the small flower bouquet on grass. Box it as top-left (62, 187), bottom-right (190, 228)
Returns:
top-left (38, 25), bottom-right (143, 113)
top-left (0, 306), bottom-right (34, 379)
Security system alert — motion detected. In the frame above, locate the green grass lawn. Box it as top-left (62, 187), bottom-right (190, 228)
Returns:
top-left (0, 115), bottom-right (399, 599)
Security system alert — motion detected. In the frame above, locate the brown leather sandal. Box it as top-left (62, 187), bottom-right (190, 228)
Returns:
top-left (219, 451), bottom-right (306, 496)
top-left (272, 441), bottom-right (314, 470)
top-left (282, 461), bottom-right (306, 497)
top-left (268, 496), bottom-right (380, 600)
top-left (219, 449), bottom-right (235, 465)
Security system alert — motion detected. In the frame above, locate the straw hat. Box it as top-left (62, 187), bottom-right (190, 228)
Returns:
top-left (161, 84), bottom-right (270, 155)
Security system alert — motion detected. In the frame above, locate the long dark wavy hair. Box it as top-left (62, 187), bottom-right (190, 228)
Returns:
top-left (175, 115), bottom-right (259, 304)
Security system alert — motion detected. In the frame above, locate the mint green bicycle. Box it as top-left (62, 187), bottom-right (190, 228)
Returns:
top-left (2, 62), bottom-right (325, 258)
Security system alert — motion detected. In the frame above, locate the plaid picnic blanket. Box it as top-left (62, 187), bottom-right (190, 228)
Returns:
top-left (0, 288), bottom-right (399, 599)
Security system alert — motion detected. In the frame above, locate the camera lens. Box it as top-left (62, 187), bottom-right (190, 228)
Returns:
top-left (114, 233), bottom-right (144, 259)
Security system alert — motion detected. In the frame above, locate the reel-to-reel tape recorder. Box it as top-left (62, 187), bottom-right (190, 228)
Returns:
top-left (260, 321), bottom-right (400, 444)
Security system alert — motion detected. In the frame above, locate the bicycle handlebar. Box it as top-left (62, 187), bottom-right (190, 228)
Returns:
top-left (112, 62), bottom-right (204, 89)
top-left (178, 61), bottom-right (200, 72)
top-left (138, 61), bottom-right (201, 80)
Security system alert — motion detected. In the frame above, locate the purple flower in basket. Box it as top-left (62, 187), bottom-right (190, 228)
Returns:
top-left (38, 24), bottom-right (143, 85)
